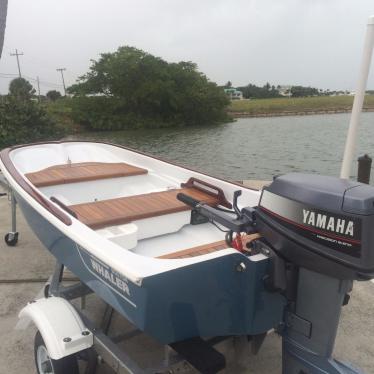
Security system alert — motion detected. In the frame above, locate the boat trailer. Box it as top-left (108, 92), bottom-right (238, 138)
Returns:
top-left (22, 261), bottom-right (228, 374)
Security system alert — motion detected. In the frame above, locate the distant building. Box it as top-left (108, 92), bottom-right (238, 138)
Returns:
top-left (224, 88), bottom-right (243, 100)
top-left (278, 85), bottom-right (292, 97)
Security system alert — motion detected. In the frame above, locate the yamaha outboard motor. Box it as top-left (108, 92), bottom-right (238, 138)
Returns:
top-left (255, 173), bottom-right (374, 374)
top-left (178, 172), bottom-right (374, 374)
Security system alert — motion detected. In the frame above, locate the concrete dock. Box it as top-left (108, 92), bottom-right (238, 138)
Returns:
top-left (1, 184), bottom-right (374, 374)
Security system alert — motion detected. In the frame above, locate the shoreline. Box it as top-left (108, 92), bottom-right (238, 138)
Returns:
top-left (228, 107), bottom-right (374, 119)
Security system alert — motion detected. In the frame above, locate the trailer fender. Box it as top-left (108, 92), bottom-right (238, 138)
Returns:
top-left (18, 296), bottom-right (93, 360)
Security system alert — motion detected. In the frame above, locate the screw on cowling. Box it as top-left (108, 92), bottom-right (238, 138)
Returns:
top-left (236, 262), bottom-right (247, 272)
top-left (82, 330), bottom-right (90, 336)
top-left (63, 337), bottom-right (72, 342)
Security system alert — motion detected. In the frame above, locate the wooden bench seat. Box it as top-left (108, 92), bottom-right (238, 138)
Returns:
top-left (26, 162), bottom-right (148, 187)
top-left (69, 187), bottom-right (221, 229)
top-left (158, 240), bottom-right (228, 259)
top-left (158, 233), bottom-right (261, 259)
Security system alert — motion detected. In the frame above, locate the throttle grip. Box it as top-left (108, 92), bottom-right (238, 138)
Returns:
top-left (177, 193), bottom-right (200, 208)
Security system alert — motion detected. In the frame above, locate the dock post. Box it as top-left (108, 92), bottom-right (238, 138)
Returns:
top-left (340, 15), bottom-right (374, 179)
top-left (357, 154), bottom-right (372, 184)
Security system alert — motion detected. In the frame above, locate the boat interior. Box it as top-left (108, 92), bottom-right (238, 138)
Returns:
top-left (20, 153), bottom-right (258, 260)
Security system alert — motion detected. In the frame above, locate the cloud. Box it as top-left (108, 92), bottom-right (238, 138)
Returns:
top-left (0, 0), bottom-right (374, 94)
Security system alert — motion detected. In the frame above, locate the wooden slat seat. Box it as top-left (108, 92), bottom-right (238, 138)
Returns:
top-left (25, 162), bottom-right (148, 187)
top-left (158, 233), bottom-right (261, 259)
top-left (158, 240), bottom-right (228, 259)
top-left (69, 187), bottom-right (221, 229)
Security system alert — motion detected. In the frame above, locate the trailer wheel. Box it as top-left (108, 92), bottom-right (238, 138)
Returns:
top-left (34, 331), bottom-right (79, 374)
top-left (4, 232), bottom-right (18, 246)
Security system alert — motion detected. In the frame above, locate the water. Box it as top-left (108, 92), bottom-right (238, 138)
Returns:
top-left (67, 112), bottom-right (374, 181)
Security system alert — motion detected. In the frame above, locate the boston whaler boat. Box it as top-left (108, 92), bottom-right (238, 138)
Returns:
top-left (1, 140), bottom-right (285, 343)
top-left (1, 14), bottom-right (374, 374)
top-left (1, 139), bottom-right (374, 374)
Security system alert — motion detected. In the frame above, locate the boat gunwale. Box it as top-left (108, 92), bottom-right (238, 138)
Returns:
top-left (0, 140), bottom-right (258, 226)
top-left (0, 146), bottom-right (73, 225)
top-left (0, 141), bottom-right (262, 285)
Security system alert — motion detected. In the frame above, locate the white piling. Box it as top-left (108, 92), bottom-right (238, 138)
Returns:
top-left (340, 16), bottom-right (374, 179)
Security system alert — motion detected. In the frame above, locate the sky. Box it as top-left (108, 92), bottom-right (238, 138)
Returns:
top-left (1, 0), bottom-right (374, 95)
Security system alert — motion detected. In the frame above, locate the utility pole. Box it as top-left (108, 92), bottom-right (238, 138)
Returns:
top-left (56, 67), bottom-right (66, 96)
top-left (10, 49), bottom-right (23, 77)
top-left (0, 0), bottom-right (8, 59)
top-left (36, 76), bottom-right (41, 102)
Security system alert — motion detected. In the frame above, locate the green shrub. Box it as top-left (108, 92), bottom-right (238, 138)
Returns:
top-left (46, 90), bottom-right (62, 101)
top-left (68, 46), bottom-right (230, 130)
top-left (8, 77), bottom-right (36, 100)
top-left (70, 96), bottom-right (177, 130)
top-left (0, 96), bottom-right (62, 149)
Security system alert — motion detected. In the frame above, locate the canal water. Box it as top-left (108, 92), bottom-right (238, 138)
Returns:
top-left (68, 112), bottom-right (374, 181)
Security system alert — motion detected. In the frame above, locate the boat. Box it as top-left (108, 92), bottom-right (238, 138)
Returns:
top-left (0, 141), bottom-right (285, 345)
top-left (2, 139), bottom-right (374, 374)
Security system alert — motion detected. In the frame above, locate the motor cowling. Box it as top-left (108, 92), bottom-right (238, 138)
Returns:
top-left (255, 173), bottom-right (374, 280)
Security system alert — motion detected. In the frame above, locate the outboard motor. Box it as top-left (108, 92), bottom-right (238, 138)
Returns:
top-left (255, 173), bottom-right (374, 374)
top-left (178, 172), bottom-right (374, 373)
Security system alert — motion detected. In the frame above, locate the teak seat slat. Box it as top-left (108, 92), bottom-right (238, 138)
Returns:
top-left (26, 162), bottom-right (148, 187)
top-left (69, 187), bottom-right (220, 229)
top-left (158, 233), bottom-right (262, 259)
top-left (157, 240), bottom-right (227, 259)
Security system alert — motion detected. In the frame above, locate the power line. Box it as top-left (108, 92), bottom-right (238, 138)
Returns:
top-left (0, 72), bottom-right (63, 88)
top-left (0, 73), bottom-right (63, 97)
top-left (0, 72), bottom-right (18, 77)
top-left (10, 49), bottom-right (24, 77)
top-left (2, 52), bottom-right (69, 94)
top-left (24, 75), bottom-right (63, 87)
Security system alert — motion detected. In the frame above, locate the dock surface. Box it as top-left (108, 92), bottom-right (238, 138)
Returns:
top-left (0, 184), bottom-right (374, 373)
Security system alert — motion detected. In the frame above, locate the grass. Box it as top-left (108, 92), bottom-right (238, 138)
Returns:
top-left (44, 95), bottom-right (374, 133)
top-left (228, 95), bottom-right (374, 115)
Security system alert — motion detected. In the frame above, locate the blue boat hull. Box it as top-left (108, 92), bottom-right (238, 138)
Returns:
top-left (16, 191), bottom-right (286, 344)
